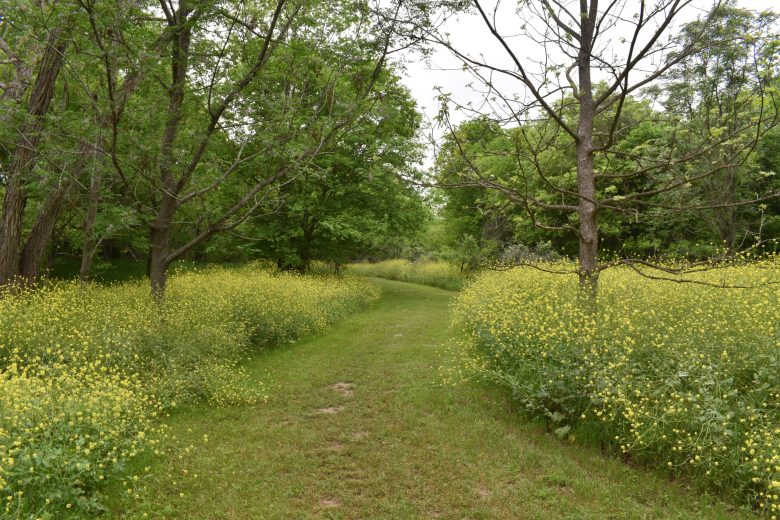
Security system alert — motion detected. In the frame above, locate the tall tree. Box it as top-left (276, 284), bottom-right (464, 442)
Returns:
top-left (243, 72), bottom-right (427, 271)
top-left (664, 3), bottom-right (780, 249)
top-left (82, 0), bottom-right (403, 297)
top-left (0, 17), bottom-right (69, 284)
top-left (403, 0), bottom-right (780, 290)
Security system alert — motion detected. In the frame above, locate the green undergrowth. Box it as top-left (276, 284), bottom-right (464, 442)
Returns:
top-left (453, 261), bottom-right (780, 516)
top-left (0, 266), bottom-right (377, 518)
top-left (108, 278), bottom-right (751, 519)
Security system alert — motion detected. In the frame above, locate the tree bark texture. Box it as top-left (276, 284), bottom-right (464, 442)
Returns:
top-left (148, 7), bottom-right (192, 299)
top-left (575, 1), bottom-right (599, 291)
top-left (0, 29), bottom-right (67, 285)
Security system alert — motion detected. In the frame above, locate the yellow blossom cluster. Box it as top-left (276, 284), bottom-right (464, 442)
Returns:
top-left (453, 257), bottom-right (780, 514)
top-left (348, 259), bottom-right (466, 290)
top-left (0, 264), bottom-right (378, 517)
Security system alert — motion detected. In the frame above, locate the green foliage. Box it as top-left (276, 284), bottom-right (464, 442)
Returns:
top-left (431, 118), bottom-right (515, 260)
top-left (454, 258), bottom-right (780, 513)
top-left (662, 2), bottom-right (780, 249)
top-left (0, 266), bottom-right (378, 517)
top-left (1, 0), bottom-right (428, 285)
top-left (432, 81), bottom-right (780, 260)
top-left (427, 3), bottom-right (780, 262)
top-left (108, 279), bottom-right (747, 520)
top-left (227, 71), bottom-right (429, 270)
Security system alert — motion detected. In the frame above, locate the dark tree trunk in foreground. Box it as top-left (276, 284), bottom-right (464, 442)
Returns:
top-left (0, 29), bottom-right (67, 285)
top-left (20, 138), bottom-right (97, 283)
top-left (19, 180), bottom-right (71, 283)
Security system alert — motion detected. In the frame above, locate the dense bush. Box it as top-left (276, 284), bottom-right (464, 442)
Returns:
top-left (349, 259), bottom-right (466, 290)
top-left (453, 259), bottom-right (780, 514)
top-left (0, 265), bottom-right (378, 517)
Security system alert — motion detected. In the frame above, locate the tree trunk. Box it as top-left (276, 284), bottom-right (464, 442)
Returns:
top-left (0, 175), bottom-right (28, 285)
top-left (0, 29), bottom-right (67, 285)
top-left (576, 120), bottom-right (599, 291)
top-left (715, 168), bottom-right (737, 251)
top-left (79, 167), bottom-right (102, 282)
top-left (298, 214), bottom-right (317, 273)
top-left (149, 228), bottom-right (170, 300)
top-left (575, 2), bottom-right (599, 292)
top-left (18, 180), bottom-right (72, 283)
top-left (716, 205), bottom-right (737, 251)
top-left (149, 193), bottom-right (178, 299)
top-left (148, 6), bottom-right (191, 298)
top-left (21, 137), bottom-right (97, 283)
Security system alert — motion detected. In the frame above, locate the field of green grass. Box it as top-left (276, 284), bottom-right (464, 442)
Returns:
top-left (106, 279), bottom-right (749, 519)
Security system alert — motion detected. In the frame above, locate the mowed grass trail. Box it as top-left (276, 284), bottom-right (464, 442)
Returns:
top-left (117, 279), bottom-right (749, 519)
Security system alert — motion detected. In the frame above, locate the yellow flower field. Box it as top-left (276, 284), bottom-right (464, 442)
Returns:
top-left (0, 265), bottom-right (378, 517)
top-left (453, 257), bottom-right (780, 515)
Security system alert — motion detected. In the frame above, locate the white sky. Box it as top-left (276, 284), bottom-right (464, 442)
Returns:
top-left (394, 0), bottom-right (779, 167)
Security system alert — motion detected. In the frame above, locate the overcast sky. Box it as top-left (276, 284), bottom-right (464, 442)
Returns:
top-left (393, 0), bottom-right (779, 167)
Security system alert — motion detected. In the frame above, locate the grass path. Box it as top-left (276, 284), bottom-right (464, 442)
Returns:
top-left (119, 279), bottom-right (748, 519)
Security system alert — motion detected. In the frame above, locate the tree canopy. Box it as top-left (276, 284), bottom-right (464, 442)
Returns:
top-left (0, 0), bottom-right (427, 292)
top-left (0, 0), bottom-right (778, 292)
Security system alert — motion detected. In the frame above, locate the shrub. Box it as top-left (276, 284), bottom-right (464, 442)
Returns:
top-left (0, 363), bottom-right (165, 517)
top-left (0, 265), bottom-right (378, 517)
top-left (453, 258), bottom-right (780, 514)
